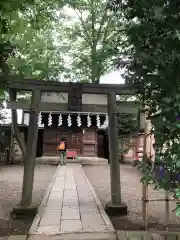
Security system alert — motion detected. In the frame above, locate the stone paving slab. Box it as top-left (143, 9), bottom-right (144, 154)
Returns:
top-left (40, 209), bottom-right (61, 226)
top-left (63, 190), bottom-right (78, 206)
top-left (62, 206), bottom-right (80, 220)
top-left (61, 220), bottom-right (82, 232)
top-left (28, 164), bottom-right (116, 240)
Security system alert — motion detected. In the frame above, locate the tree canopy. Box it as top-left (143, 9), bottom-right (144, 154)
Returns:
top-left (1, 0), bottom-right (124, 83)
top-left (0, 0), bottom-right (65, 80)
top-left (55, 0), bottom-right (123, 82)
top-left (114, 0), bottom-right (180, 215)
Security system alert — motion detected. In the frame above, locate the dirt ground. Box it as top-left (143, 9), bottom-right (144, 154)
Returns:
top-left (0, 164), bottom-right (56, 237)
top-left (1, 162), bottom-right (180, 237)
top-left (84, 164), bottom-right (180, 231)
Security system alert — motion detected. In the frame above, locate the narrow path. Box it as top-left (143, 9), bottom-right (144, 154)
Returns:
top-left (28, 164), bottom-right (116, 240)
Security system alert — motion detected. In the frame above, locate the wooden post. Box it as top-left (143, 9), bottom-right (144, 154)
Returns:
top-left (165, 191), bottom-right (170, 228)
top-left (108, 92), bottom-right (121, 204)
top-left (141, 109), bottom-right (149, 230)
top-left (21, 90), bottom-right (41, 207)
top-left (106, 92), bottom-right (127, 215)
top-left (10, 125), bottom-right (15, 163)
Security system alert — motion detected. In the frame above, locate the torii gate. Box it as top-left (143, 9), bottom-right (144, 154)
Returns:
top-left (6, 76), bottom-right (135, 217)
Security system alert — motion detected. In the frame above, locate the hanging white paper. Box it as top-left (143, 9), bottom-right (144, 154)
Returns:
top-left (38, 112), bottom-right (42, 126)
top-left (87, 114), bottom-right (91, 127)
top-left (67, 114), bottom-right (72, 127)
top-left (37, 112), bottom-right (44, 127)
top-left (96, 114), bottom-right (101, 127)
top-left (77, 114), bottom-right (82, 127)
top-left (105, 114), bottom-right (109, 124)
top-left (58, 114), bottom-right (63, 126)
top-left (48, 113), bottom-right (52, 126)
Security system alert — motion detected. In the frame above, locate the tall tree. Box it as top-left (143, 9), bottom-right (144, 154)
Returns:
top-left (114, 0), bottom-right (180, 215)
top-left (56, 0), bottom-right (123, 83)
top-left (0, 0), bottom-right (65, 159)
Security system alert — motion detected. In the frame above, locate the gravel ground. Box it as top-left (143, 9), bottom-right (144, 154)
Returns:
top-left (0, 164), bottom-right (56, 237)
top-left (84, 164), bottom-right (180, 231)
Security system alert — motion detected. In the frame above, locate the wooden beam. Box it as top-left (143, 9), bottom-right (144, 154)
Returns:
top-left (7, 101), bottom-right (108, 113)
top-left (6, 77), bottom-right (135, 95)
top-left (7, 100), bottom-right (139, 114)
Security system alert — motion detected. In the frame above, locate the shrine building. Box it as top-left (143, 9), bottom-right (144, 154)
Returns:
top-left (8, 88), bottom-right (139, 159)
top-left (11, 90), bottom-right (108, 157)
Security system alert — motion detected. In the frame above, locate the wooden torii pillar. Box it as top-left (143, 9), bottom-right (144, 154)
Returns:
top-left (21, 90), bottom-right (41, 207)
top-left (12, 89), bottom-right (41, 217)
top-left (105, 92), bottom-right (127, 215)
top-left (6, 77), bottom-right (134, 217)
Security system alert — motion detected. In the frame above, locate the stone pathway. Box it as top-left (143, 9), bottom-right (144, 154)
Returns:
top-left (28, 164), bottom-right (116, 240)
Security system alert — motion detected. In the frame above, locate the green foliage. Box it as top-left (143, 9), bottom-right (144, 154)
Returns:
top-left (0, 0), bottom-right (65, 80)
top-left (8, 28), bottom-right (65, 80)
top-left (119, 146), bottom-right (129, 162)
top-left (119, 147), bottom-right (129, 155)
top-left (0, 0), bottom-right (124, 84)
top-left (0, 102), bottom-right (5, 121)
top-left (113, 0), bottom-right (180, 214)
top-left (117, 113), bottom-right (139, 135)
top-left (57, 0), bottom-right (123, 82)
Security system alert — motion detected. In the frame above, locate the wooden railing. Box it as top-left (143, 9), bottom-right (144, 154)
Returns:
top-left (0, 151), bottom-right (8, 164)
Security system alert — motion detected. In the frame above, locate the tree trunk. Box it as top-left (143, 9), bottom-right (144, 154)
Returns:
top-left (91, 0), bottom-right (99, 83)
top-left (9, 89), bottom-right (26, 161)
top-left (91, 39), bottom-right (100, 83)
top-left (0, 54), bottom-right (26, 162)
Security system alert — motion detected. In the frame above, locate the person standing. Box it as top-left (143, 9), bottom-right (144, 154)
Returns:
top-left (57, 138), bottom-right (67, 165)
